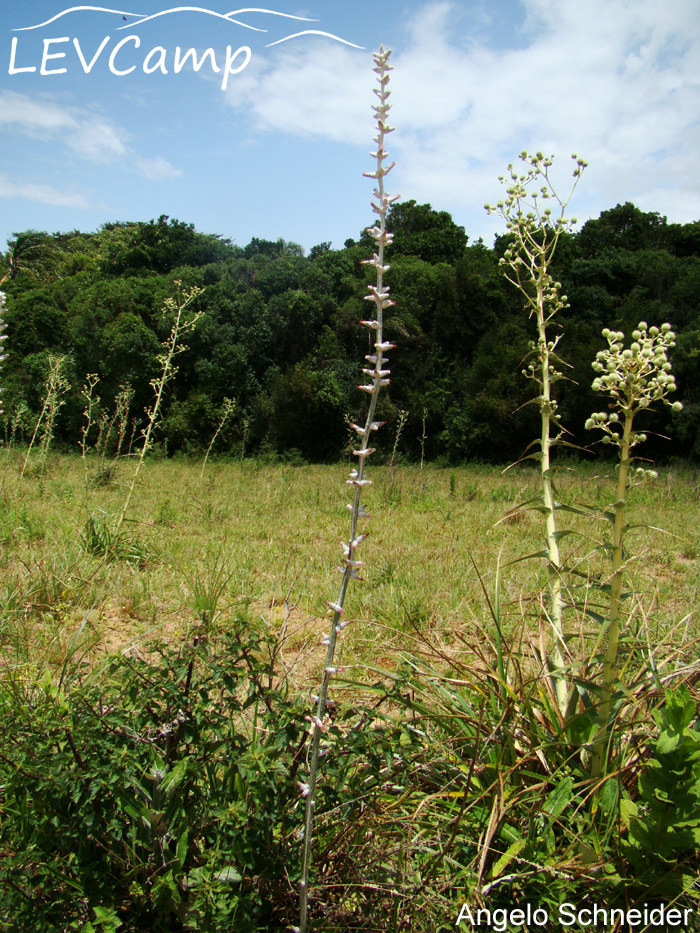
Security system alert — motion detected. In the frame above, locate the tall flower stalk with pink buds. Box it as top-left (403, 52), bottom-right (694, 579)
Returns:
top-left (297, 45), bottom-right (398, 933)
top-left (0, 292), bottom-right (7, 419)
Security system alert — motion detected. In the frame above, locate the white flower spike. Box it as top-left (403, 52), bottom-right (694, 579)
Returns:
top-left (300, 47), bottom-right (397, 933)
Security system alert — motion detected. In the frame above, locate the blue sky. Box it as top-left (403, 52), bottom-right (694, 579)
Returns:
top-left (1, 0), bottom-right (699, 254)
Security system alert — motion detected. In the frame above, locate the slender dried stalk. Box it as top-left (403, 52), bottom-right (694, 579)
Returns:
top-left (80, 373), bottom-right (100, 510)
top-left (115, 284), bottom-right (202, 532)
top-left (20, 353), bottom-right (70, 482)
top-left (200, 396), bottom-right (235, 478)
top-left (297, 45), bottom-right (398, 933)
top-left (0, 291), bottom-right (7, 419)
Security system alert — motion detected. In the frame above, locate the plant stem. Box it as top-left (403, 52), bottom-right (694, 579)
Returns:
top-left (200, 397), bottom-right (235, 479)
top-left (591, 409), bottom-right (632, 780)
top-left (20, 354), bottom-right (69, 482)
top-left (116, 285), bottom-right (201, 532)
top-left (80, 374), bottom-right (99, 513)
top-left (298, 45), bottom-right (396, 933)
top-left (535, 280), bottom-right (567, 713)
top-left (486, 152), bottom-right (586, 717)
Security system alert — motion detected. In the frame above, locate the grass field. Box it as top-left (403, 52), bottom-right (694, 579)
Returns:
top-left (1, 452), bottom-right (697, 682)
top-left (1, 452), bottom-right (699, 931)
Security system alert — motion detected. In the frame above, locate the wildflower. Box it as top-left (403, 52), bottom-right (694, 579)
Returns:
top-left (587, 321), bottom-right (682, 445)
top-left (0, 292), bottom-right (7, 417)
top-left (300, 46), bottom-right (396, 933)
top-left (304, 714), bottom-right (324, 731)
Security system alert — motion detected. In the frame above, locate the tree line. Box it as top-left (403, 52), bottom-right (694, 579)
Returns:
top-left (1, 201), bottom-right (698, 463)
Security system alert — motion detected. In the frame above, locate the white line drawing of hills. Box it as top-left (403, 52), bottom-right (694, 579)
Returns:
top-left (14, 7), bottom-right (149, 30)
top-left (265, 30), bottom-right (364, 48)
top-left (116, 7), bottom-right (318, 29)
top-left (14, 6), bottom-right (316, 32)
top-left (13, 6), bottom-right (364, 48)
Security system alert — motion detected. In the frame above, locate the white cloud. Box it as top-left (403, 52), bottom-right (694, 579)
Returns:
top-left (220, 0), bottom-right (700, 236)
top-left (390, 0), bottom-right (700, 236)
top-left (67, 119), bottom-right (130, 162)
top-left (0, 91), bottom-right (181, 186)
top-left (132, 155), bottom-right (183, 181)
top-left (224, 43), bottom-right (373, 143)
top-left (0, 173), bottom-right (93, 208)
top-left (0, 90), bottom-right (78, 132)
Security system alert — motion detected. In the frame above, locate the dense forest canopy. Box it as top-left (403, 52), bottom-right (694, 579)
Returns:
top-left (0, 202), bottom-right (698, 463)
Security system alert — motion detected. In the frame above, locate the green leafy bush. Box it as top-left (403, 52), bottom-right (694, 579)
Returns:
top-left (0, 626), bottom-right (307, 932)
top-left (622, 685), bottom-right (700, 899)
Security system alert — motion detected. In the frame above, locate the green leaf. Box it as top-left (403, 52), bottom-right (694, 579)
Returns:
top-left (551, 529), bottom-right (576, 543)
top-left (160, 759), bottom-right (189, 793)
top-left (176, 827), bottom-right (189, 873)
top-left (554, 503), bottom-right (593, 517)
top-left (490, 837), bottom-right (526, 880)
top-left (92, 907), bottom-right (123, 932)
top-left (212, 866), bottom-right (243, 884)
top-left (581, 608), bottom-right (607, 626)
top-left (505, 549), bottom-right (550, 566)
top-left (599, 777), bottom-right (619, 815)
top-left (619, 797), bottom-right (638, 828)
top-left (656, 731), bottom-right (681, 755)
top-left (543, 776), bottom-right (573, 819)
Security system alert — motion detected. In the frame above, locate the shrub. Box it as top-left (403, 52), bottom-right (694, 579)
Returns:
top-left (0, 626), bottom-right (306, 932)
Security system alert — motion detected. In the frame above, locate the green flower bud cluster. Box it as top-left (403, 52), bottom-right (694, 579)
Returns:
top-left (485, 154), bottom-right (584, 336)
top-left (485, 151), bottom-right (586, 236)
top-left (587, 321), bottom-right (682, 448)
top-left (634, 466), bottom-right (658, 481)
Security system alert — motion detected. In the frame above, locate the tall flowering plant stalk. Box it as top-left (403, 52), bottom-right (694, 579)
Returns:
top-left (297, 45), bottom-right (398, 933)
top-left (115, 283), bottom-right (202, 532)
top-left (19, 353), bottom-right (70, 482)
top-left (486, 152), bottom-right (586, 715)
top-left (0, 292), bottom-right (7, 420)
top-left (586, 322), bottom-right (682, 781)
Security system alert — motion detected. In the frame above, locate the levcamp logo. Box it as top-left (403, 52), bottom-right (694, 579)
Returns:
top-left (8, 6), bottom-right (364, 90)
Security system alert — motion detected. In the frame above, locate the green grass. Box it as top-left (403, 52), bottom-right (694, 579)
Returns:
top-left (0, 452), bottom-right (697, 681)
top-left (1, 451), bottom-right (699, 931)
